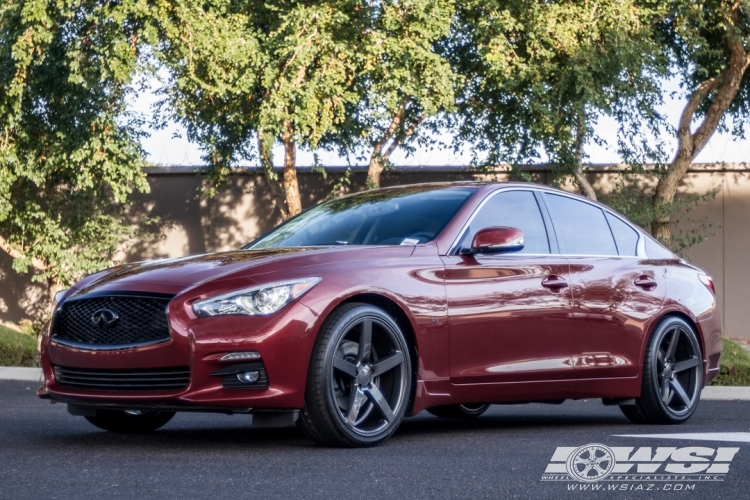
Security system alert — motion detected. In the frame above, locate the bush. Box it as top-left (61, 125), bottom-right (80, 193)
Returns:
top-left (0, 324), bottom-right (37, 367)
top-left (711, 338), bottom-right (750, 386)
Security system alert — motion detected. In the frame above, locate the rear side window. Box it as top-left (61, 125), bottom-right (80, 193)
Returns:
top-left (544, 194), bottom-right (617, 256)
top-left (459, 190), bottom-right (550, 254)
top-left (605, 213), bottom-right (640, 256)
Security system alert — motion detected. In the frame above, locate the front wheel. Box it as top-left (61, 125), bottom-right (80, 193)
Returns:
top-left (620, 316), bottom-right (703, 424)
top-left (298, 303), bottom-right (412, 447)
top-left (85, 410), bottom-right (175, 433)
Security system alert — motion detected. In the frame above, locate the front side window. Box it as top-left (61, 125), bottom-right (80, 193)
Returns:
top-left (544, 193), bottom-right (617, 256)
top-left (249, 186), bottom-right (476, 248)
top-left (457, 190), bottom-right (550, 254)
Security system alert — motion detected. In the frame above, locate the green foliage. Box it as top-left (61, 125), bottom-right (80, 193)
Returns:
top-left (0, 0), bottom-right (151, 291)
top-left (711, 338), bottom-right (750, 387)
top-left (334, 0), bottom-right (457, 168)
top-left (152, 0), bottom-right (362, 190)
top-left (0, 324), bottom-right (37, 367)
top-left (602, 168), bottom-right (718, 254)
top-left (449, 0), bottom-right (669, 179)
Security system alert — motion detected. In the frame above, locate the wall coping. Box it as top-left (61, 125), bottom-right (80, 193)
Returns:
top-left (143, 163), bottom-right (750, 176)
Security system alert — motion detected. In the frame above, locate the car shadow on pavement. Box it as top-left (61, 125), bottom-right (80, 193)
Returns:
top-left (34, 406), bottom-right (635, 452)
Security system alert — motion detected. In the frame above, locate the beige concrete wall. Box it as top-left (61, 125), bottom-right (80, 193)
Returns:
top-left (1, 164), bottom-right (748, 338)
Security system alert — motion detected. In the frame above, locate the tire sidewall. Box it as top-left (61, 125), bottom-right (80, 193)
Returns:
top-left (646, 317), bottom-right (703, 422)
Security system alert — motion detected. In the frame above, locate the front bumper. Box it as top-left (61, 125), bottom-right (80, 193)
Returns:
top-left (39, 299), bottom-right (319, 412)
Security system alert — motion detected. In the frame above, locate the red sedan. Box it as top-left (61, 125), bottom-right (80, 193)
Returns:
top-left (38, 182), bottom-right (722, 447)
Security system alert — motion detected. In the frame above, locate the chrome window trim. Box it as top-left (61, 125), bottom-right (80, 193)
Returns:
top-left (448, 186), bottom-right (645, 258)
top-left (448, 187), bottom-right (550, 256)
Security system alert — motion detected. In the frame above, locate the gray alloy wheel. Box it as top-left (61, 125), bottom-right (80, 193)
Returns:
top-left (298, 303), bottom-right (412, 447)
top-left (427, 403), bottom-right (490, 419)
top-left (85, 409), bottom-right (175, 433)
top-left (620, 316), bottom-right (703, 424)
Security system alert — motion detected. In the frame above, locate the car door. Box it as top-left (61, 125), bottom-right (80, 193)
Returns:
top-left (441, 189), bottom-right (575, 386)
top-left (541, 192), bottom-right (666, 380)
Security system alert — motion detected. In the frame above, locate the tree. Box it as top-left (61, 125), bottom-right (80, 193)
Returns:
top-left (332, 0), bottom-right (456, 188)
top-left (153, 0), bottom-right (363, 219)
top-left (448, 0), bottom-right (668, 200)
top-left (650, 0), bottom-right (750, 244)
top-left (0, 0), bottom-right (150, 307)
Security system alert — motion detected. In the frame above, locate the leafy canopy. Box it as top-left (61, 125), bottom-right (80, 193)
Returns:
top-left (0, 0), bottom-right (151, 291)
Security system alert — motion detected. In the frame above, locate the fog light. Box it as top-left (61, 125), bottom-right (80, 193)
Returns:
top-left (221, 351), bottom-right (261, 361)
top-left (237, 371), bottom-right (260, 384)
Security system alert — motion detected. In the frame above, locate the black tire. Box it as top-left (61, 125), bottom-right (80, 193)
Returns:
top-left (85, 410), bottom-right (175, 433)
top-left (298, 303), bottom-right (412, 447)
top-left (621, 316), bottom-right (703, 424)
top-left (427, 403), bottom-right (490, 419)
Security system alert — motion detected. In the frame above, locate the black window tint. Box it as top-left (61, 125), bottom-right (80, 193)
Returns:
top-left (459, 190), bottom-right (550, 254)
top-left (544, 194), bottom-right (617, 255)
top-left (606, 212), bottom-right (640, 256)
top-left (251, 187), bottom-right (475, 248)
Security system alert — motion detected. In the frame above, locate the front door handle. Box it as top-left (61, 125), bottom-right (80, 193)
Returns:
top-left (634, 275), bottom-right (658, 290)
top-left (541, 275), bottom-right (568, 290)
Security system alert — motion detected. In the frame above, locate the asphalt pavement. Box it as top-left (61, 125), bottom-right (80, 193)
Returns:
top-left (2, 379), bottom-right (750, 499)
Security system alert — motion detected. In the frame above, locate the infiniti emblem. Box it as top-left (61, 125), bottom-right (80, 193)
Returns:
top-left (91, 309), bottom-right (119, 329)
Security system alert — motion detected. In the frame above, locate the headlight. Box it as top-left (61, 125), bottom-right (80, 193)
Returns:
top-left (192, 277), bottom-right (321, 317)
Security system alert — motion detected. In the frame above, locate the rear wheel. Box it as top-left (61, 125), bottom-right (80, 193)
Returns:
top-left (427, 403), bottom-right (490, 419)
top-left (298, 303), bottom-right (412, 447)
top-left (621, 317), bottom-right (703, 424)
top-left (85, 410), bottom-right (175, 433)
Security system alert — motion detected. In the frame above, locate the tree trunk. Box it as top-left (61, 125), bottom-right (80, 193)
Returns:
top-left (573, 113), bottom-right (597, 201)
top-left (652, 31), bottom-right (749, 244)
top-left (281, 121), bottom-right (302, 217)
top-left (367, 155), bottom-right (386, 189)
top-left (257, 129), bottom-right (290, 220)
top-left (367, 98), bottom-right (426, 189)
top-left (48, 276), bottom-right (65, 313)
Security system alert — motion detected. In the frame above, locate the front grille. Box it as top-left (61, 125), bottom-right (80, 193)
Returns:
top-left (54, 365), bottom-right (190, 391)
top-left (52, 294), bottom-right (172, 349)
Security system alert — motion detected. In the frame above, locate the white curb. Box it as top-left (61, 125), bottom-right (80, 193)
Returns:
top-left (700, 386), bottom-right (750, 401)
top-left (0, 367), bottom-right (42, 382)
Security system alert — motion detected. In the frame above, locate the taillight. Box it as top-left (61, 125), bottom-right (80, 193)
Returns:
top-left (698, 274), bottom-right (715, 295)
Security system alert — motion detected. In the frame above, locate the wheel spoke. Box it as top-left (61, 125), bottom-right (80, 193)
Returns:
top-left (364, 384), bottom-right (395, 422)
top-left (346, 387), bottom-right (368, 425)
top-left (674, 357), bottom-right (700, 373)
top-left (372, 352), bottom-right (405, 376)
top-left (333, 356), bottom-right (358, 378)
top-left (358, 319), bottom-right (372, 363)
top-left (669, 379), bottom-right (691, 407)
top-left (657, 350), bottom-right (666, 369)
top-left (665, 328), bottom-right (680, 360)
top-left (661, 378), bottom-right (671, 403)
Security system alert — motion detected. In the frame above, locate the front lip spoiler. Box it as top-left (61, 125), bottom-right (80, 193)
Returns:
top-left (38, 387), bottom-right (253, 415)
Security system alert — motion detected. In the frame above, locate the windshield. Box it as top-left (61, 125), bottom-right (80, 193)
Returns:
top-left (249, 186), bottom-right (476, 249)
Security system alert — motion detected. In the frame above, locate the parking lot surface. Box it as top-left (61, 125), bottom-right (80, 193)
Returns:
top-left (2, 379), bottom-right (749, 499)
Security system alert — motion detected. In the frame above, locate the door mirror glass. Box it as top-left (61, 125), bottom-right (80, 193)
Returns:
top-left (464, 227), bottom-right (524, 254)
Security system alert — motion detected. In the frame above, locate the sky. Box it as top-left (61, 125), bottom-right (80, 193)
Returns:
top-left (132, 76), bottom-right (750, 168)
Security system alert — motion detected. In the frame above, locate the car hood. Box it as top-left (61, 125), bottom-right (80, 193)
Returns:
top-left (69, 248), bottom-right (314, 297)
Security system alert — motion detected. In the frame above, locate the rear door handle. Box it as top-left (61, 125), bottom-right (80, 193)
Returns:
top-left (634, 275), bottom-right (657, 290)
top-left (542, 275), bottom-right (568, 290)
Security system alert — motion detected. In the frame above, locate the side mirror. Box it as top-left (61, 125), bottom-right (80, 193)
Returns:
top-left (462, 226), bottom-right (525, 255)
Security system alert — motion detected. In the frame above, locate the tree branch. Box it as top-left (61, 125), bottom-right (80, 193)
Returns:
top-left (0, 233), bottom-right (47, 273)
